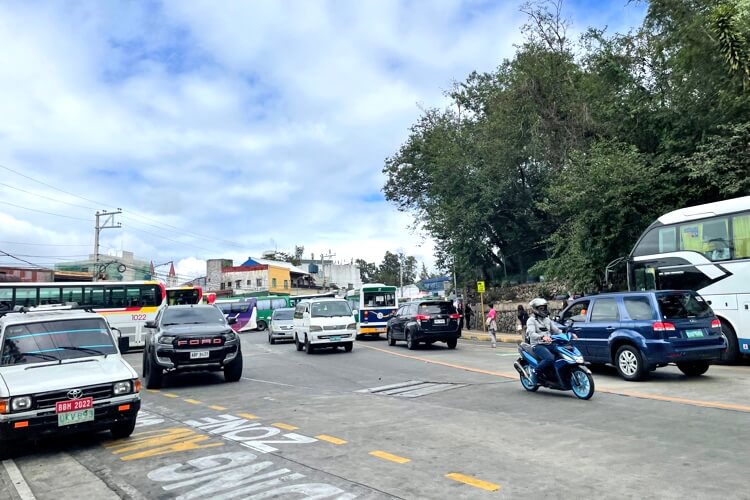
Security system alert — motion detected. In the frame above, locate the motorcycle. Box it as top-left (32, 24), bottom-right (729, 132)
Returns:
top-left (513, 327), bottom-right (595, 400)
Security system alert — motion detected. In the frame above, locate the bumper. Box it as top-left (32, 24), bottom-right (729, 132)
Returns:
top-left (154, 342), bottom-right (240, 369)
top-left (643, 338), bottom-right (726, 364)
top-left (359, 326), bottom-right (386, 335)
top-left (310, 333), bottom-right (355, 345)
top-left (270, 329), bottom-right (294, 340)
top-left (413, 329), bottom-right (461, 342)
top-left (0, 397), bottom-right (140, 441)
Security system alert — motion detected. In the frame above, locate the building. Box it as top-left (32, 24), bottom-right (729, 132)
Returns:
top-left (0, 266), bottom-right (54, 283)
top-left (420, 276), bottom-right (452, 297)
top-left (55, 251), bottom-right (153, 281)
top-left (205, 257), bottom-right (311, 296)
top-left (296, 257), bottom-right (361, 290)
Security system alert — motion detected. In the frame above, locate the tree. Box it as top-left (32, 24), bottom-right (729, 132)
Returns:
top-left (419, 263), bottom-right (430, 281)
top-left (355, 259), bottom-right (378, 283)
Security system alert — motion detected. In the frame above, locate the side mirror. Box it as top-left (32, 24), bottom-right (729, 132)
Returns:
top-left (352, 310), bottom-right (358, 316)
top-left (111, 327), bottom-right (122, 339)
top-left (227, 316), bottom-right (238, 325)
top-left (144, 320), bottom-right (156, 329)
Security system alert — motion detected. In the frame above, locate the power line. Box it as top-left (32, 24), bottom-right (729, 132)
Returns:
top-left (0, 182), bottom-right (96, 211)
top-left (0, 200), bottom-right (92, 221)
top-left (0, 241), bottom-right (90, 247)
top-left (0, 249), bottom-right (54, 271)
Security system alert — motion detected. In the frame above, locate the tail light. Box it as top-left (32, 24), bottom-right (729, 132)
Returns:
top-left (415, 314), bottom-right (430, 321)
top-left (449, 313), bottom-right (460, 319)
top-left (653, 322), bottom-right (676, 332)
top-left (711, 319), bottom-right (721, 329)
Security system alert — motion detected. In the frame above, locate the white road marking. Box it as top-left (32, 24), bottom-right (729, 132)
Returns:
top-left (2, 459), bottom-right (36, 500)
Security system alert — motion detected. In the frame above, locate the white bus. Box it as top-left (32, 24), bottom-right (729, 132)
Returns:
top-left (628, 195), bottom-right (750, 361)
top-left (345, 284), bottom-right (398, 338)
top-left (0, 280), bottom-right (166, 352)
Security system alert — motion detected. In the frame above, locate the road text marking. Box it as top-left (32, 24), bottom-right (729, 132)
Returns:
top-left (446, 473), bottom-right (500, 491)
top-left (369, 450), bottom-right (410, 464)
top-left (272, 422), bottom-right (298, 431)
top-left (316, 434), bottom-right (347, 445)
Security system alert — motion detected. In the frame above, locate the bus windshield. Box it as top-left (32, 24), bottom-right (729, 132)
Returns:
top-left (363, 291), bottom-right (396, 307)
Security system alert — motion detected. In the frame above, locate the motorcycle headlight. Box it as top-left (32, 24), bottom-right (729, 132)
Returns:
top-left (575, 356), bottom-right (584, 364)
top-left (158, 335), bottom-right (176, 345)
top-left (11, 396), bottom-right (32, 412)
top-left (113, 381), bottom-right (132, 395)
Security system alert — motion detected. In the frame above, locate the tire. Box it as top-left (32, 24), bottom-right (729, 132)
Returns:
top-left (224, 352), bottom-right (243, 382)
top-left (268, 334), bottom-right (275, 345)
top-left (718, 319), bottom-right (739, 364)
top-left (305, 336), bottom-right (314, 354)
top-left (387, 329), bottom-right (396, 346)
top-left (110, 417), bottom-right (137, 439)
top-left (257, 320), bottom-right (267, 331)
top-left (446, 339), bottom-right (457, 349)
top-left (295, 334), bottom-right (303, 351)
top-left (344, 342), bottom-right (353, 352)
top-left (570, 367), bottom-right (595, 400)
top-left (677, 360), bottom-right (710, 377)
top-left (143, 350), bottom-right (163, 389)
top-left (614, 344), bottom-right (647, 381)
top-left (519, 361), bottom-right (539, 392)
top-left (406, 331), bottom-right (417, 350)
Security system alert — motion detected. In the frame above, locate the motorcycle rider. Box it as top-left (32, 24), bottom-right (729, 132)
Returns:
top-left (526, 298), bottom-right (564, 384)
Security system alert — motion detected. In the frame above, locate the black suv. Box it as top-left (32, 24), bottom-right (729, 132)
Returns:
top-left (142, 305), bottom-right (242, 388)
top-left (386, 300), bottom-right (461, 350)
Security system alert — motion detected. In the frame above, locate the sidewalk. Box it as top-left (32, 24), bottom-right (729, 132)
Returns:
top-left (462, 328), bottom-right (522, 344)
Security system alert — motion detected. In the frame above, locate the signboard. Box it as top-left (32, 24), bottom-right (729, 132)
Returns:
top-left (477, 281), bottom-right (485, 293)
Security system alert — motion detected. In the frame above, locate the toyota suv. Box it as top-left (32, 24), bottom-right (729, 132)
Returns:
top-left (142, 304), bottom-right (242, 388)
top-left (386, 299), bottom-right (462, 350)
top-left (557, 290), bottom-right (726, 381)
top-left (0, 307), bottom-right (141, 458)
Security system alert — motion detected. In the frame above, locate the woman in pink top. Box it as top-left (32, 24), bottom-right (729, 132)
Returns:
top-left (486, 307), bottom-right (498, 348)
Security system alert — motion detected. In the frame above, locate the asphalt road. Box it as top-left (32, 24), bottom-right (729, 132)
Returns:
top-left (2, 333), bottom-right (749, 499)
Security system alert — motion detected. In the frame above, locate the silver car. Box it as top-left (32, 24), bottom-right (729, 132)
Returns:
top-left (269, 307), bottom-right (295, 344)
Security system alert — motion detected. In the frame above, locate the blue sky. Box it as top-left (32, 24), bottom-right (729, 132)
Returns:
top-left (0, 0), bottom-right (646, 281)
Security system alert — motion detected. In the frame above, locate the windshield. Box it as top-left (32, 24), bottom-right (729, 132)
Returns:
top-left (311, 301), bottom-right (352, 318)
top-left (162, 306), bottom-right (226, 325)
top-left (273, 309), bottom-right (294, 320)
top-left (363, 291), bottom-right (396, 308)
top-left (1, 318), bottom-right (116, 366)
top-left (657, 293), bottom-right (713, 320)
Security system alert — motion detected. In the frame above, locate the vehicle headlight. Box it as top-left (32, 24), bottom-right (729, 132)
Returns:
top-left (158, 335), bottom-right (176, 345)
top-left (113, 381), bottom-right (132, 395)
top-left (310, 325), bottom-right (323, 332)
top-left (346, 323), bottom-right (357, 330)
top-left (575, 356), bottom-right (584, 364)
top-left (11, 396), bottom-right (32, 412)
top-left (225, 331), bottom-right (237, 341)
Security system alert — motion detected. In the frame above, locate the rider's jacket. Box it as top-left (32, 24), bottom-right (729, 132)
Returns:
top-left (526, 314), bottom-right (561, 345)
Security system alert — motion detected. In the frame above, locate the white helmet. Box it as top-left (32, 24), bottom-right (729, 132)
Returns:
top-left (529, 298), bottom-right (549, 318)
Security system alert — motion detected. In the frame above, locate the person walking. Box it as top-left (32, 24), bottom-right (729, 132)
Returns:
top-left (457, 300), bottom-right (465, 329)
top-left (517, 305), bottom-right (529, 340)
top-left (486, 307), bottom-right (498, 348)
top-left (465, 303), bottom-right (473, 330)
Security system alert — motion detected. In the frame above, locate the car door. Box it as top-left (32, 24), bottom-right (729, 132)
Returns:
top-left (562, 300), bottom-right (591, 354)
top-left (391, 306), bottom-right (406, 336)
top-left (399, 304), bottom-right (416, 339)
top-left (586, 298), bottom-right (622, 361)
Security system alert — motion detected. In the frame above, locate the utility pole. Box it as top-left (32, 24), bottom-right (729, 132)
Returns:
top-left (320, 249), bottom-right (336, 289)
top-left (93, 209), bottom-right (122, 281)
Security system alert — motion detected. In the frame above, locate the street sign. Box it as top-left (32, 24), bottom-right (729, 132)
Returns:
top-left (477, 281), bottom-right (485, 293)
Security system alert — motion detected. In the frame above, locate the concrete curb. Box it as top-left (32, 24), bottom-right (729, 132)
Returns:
top-left (462, 331), bottom-right (522, 344)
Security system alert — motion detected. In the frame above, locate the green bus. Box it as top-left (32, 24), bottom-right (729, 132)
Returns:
top-left (250, 295), bottom-right (292, 330)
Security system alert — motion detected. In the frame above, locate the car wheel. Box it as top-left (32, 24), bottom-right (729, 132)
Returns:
top-left (447, 339), bottom-right (457, 349)
top-left (344, 342), bottom-right (353, 352)
top-left (387, 329), bottom-right (396, 346)
top-left (406, 331), bottom-right (417, 350)
top-left (144, 351), bottom-right (163, 389)
top-left (268, 334), bottom-right (275, 345)
top-left (295, 334), bottom-right (303, 351)
top-left (257, 320), bottom-right (267, 331)
top-left (224, 352), bottom-right (243, 382)
top-left (615, 345), bottom-right (646, 381)
top-left (305, 335), bottom-right (314, 354)
top-left (677, 360), bottom-right (710, 377)
top-left (718, 318), bottom-right (739, 364)
top-left (110, 417), bottom-right (137, 439)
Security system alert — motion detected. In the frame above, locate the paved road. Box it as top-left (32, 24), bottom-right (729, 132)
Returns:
top-left (2, 333), bottom-right (749, 499)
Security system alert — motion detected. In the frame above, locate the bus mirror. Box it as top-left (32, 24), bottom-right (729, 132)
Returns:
top-left (111, 327), bottom-right (122, 339)
top-left (227, 316), bottom-right (237, 325)
top-left (144, 320), bottom-right (156, 329)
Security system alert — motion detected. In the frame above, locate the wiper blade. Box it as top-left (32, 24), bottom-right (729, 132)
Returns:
top-left (20, 352), bottom-right (60, 362)
top-left (58, 346), bottom-right (107, 356)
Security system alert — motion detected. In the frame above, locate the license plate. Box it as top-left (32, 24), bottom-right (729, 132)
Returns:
top-left (329, 336), bottom-right (341, 342)
top-left (56, 396), bottom-right (93, 413)
top-left (57, 408), bottom-right (94, 427)
top-left (190, 351), bottom-right (210, 359)
top-left (434, 319), bottom-right (446, 325)
top-left (686, 329), bottom-right (705, 338)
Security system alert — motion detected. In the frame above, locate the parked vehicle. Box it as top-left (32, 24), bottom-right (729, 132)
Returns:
top-left (514, 329), bottom-right (595, 400)
top-left (293, 299), bottom-right (355, 354)
top-left (142, 305), bottom-right (242, 388)
top-left (0, 306), bottom-right (141, 458)
top-left (386, 299), bottom-right (461, 350)
top-left (269, 307), bottom-right (295, 344)
top-left (556, 291), bottom-right (726, 381)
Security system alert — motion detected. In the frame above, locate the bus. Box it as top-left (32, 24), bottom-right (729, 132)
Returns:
top-left (627, 195), bottom-right (750, 361)
top-left (288, 292), bottom-right (337, 308)
top-left (166, 285), bottom-right (203, 305)
top-left (0, 280), bottom-right (166, 352)
top-left (345, 284), bottom-right (398, 338)
top-left (215, 298), bottom-right (258, 333)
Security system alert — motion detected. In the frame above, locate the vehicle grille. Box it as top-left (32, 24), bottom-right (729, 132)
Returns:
top-left (34, 383), bottom-right (113, 409)
top-left (174, 336), bottom-right (225, 349)
top-left (323, 325), bottom-right (346, 331)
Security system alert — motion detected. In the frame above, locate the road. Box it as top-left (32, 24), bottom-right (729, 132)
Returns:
top-left (2, 333), bottom-right (749, 499)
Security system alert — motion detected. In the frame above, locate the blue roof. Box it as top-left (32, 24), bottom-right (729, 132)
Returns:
top-left (421, 276), bottom-right (451, 285)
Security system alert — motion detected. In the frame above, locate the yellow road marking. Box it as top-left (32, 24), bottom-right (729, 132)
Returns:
top-left (272, 422), bottom-right (298, 431)
top-left (237, 413), bottom-right (260, 420)
top-left (316, 434), bottom-right (347, 445)
top-left (361, 345), bottom-right (750, 414)
top-left (208, 405), bottom-right (227, 411)
top-left (146, 389), bottom-right (160, 394)
top-left (162, 393), bottom-right (179, 398)
top-left (183, 399), bottom-right (202, 405)
top-left (369, 450), bottom-right (410, 464)
top-left (446, 473), bottom-right (500, 491)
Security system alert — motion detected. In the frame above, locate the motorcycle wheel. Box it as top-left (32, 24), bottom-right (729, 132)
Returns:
top-left (570, 367), bottom-right (595, 400)
top-left (519, 362), bottom-right (539, 392)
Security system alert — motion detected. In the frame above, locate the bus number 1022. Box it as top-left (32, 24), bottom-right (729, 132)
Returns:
top-left (131, 314), bottom-right (147, 321)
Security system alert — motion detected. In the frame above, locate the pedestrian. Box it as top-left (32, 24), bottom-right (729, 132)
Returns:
top-left (465, 303), bottom-right (473, 330)
top-left (457, 300), bottom-right (465, 329)
top-left (562, 298), bottom-right (569, 310)
top-left (486, 307), bottom-right (498, 348)
top-left (517, 304), bottom-right (529, 329)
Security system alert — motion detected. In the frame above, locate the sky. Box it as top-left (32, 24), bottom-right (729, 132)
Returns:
top-left (0, 0), bottom-right (647, 283)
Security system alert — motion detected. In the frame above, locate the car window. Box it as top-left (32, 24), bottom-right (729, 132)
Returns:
top-left (623, 297), bottom-right (654, 320)
top-left (418, 302), bottom-right (456, 315)
top-left (563, 300), bottom-right (590, 323)
top-left (162, 307), bottom-right (226, 325)
top-left (1, 317), bottom-right (117, 366)
top-left (657, 293), bottom-right (713, 319)
top-left (590, 298), bottom-right (620, 322)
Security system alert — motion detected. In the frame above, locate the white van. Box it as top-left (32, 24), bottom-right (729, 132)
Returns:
top-left (293, 298), bottom-right (356, 354)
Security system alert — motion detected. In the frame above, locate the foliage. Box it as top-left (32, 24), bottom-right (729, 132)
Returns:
top-left (356, 251), bottom-right (418, 286)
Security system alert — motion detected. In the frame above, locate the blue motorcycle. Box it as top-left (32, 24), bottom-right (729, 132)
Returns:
top-left (513, 330), bottom-right (595, 400)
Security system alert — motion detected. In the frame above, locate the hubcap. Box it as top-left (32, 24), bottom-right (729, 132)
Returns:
top-left (619, 350), bottom-right (638, 376)
top-left (572, 370), bottom-right (589, 394)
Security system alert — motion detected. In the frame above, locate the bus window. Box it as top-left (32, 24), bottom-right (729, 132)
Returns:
top-left (364, 292), bottom-right (395, 307)
top-left (257, 299), bottom-right (271, 311)
top-left (39, 287), bottom-right (61, 305)
top-left (15, 288), bottom-right (37, 307)
top-left (633, 264), bottom-right (657, 291)
top-left (733, 214), bottom-right (750, 259)
top-left (85, 287), bottom-right (106, 307)
top-left (108, 286), bottom-right (127, 308)
top-left (62, 286), bottom-right (83, 304)
top-left (141, 285), bottom-right (162, 307)
top-left (271, 298), bottom-right (287, 309)
top-left (633, 226), bottom-right (677, 256)
top-left (0, 288), bottom-right (11, 310)
top-left (679, 217), bottom-right (730, 261)
top-left (127, 287), bottom-right (142, 307)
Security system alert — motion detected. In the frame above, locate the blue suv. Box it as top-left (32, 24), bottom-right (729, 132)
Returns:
top-left (557, 291), bottom-right (726, 381)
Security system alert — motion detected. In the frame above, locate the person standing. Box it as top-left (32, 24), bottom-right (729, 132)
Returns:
top-left (465, 303), bottom-right (473, 330)
top-left (457, 300), bottom-right (465, 329)
top-left (486, 307), bottom-right (498, 348)
top-left (517, 305), bottom-right (529, 333)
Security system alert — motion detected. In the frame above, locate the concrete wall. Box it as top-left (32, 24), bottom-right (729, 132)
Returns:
top-left (222, 269), bottom-right (268, 293)
top-left (207, 259), bottom-right (232, 291)
top-left (267, 265), bottom-right (291, 294)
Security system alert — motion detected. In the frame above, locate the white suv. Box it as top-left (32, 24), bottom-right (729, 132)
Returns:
top-left (0, 307), bottom-right (141, 458)
top-left (293, 299), bottom-right (356, 354)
